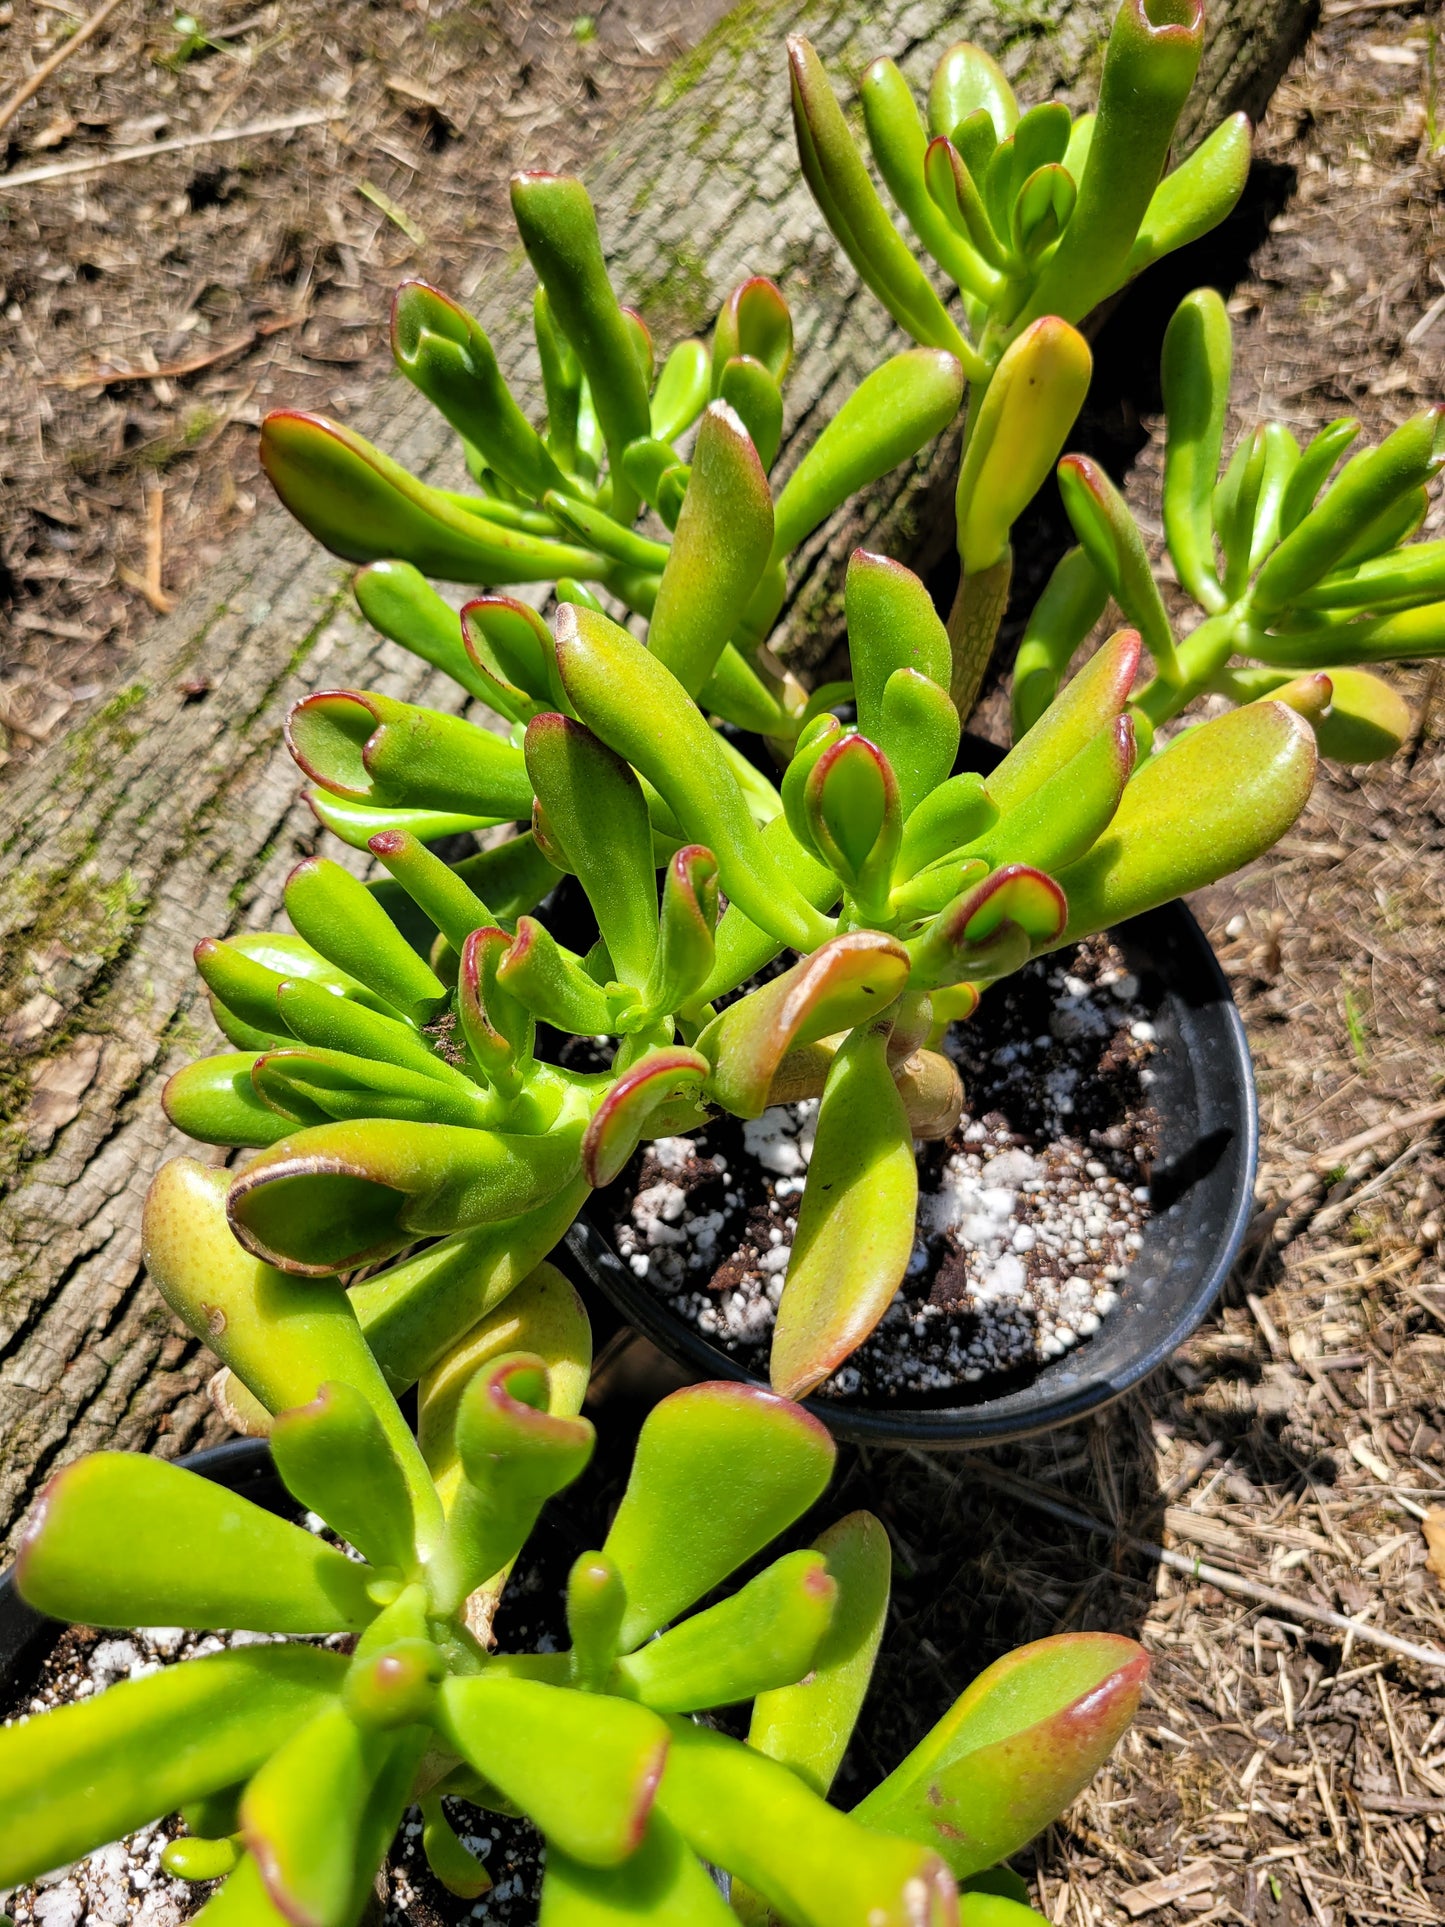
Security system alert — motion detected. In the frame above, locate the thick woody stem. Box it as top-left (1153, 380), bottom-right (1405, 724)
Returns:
top-left (947, 552), bottom-right (1013, 719)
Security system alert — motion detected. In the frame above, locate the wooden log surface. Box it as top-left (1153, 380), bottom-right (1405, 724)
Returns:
top-left (0, 0), bottom-right (1313, 1550)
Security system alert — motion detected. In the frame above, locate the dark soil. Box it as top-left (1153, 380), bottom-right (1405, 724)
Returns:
top-left (597, 935), bottom-right (1159, 1402)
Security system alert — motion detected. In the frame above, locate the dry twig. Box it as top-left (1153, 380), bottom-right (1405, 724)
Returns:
top-left (909, 1455), bottom-right (1445, 1670)
top-left (0, 0), bottom-right (130, 138)
top-left (0, 108), bottom-right (342, 190)
top-left (43, 315), bottom-right (303, 391)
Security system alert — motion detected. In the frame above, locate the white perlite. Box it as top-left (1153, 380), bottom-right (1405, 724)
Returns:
top-left (2, 1617), bottom-right (541, 1927)
top-left (610, 944), bottom-right (1157, 1398)
top-left (2, 1625), bottom-right (291, 1927)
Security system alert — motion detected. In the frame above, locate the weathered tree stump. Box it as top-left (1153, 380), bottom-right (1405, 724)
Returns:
top-left (0, 0), bottom-right (1313, 1550)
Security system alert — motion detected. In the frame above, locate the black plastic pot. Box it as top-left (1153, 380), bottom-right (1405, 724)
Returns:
top-left (0, 1438), bottom-right (279, 1702)
top-left (564, 895), bottom-right (1257, 1448)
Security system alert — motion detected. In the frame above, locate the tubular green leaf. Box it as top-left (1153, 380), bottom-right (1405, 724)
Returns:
top-left (613, 1549), bottom-right (836, 1713)
top-left (648, 401), bottom-right (775, 697)
top-left (652, 337), bottom-right (711, 443)
top-left (286, 688), bottom-right (534, 820)
top-left (856, 1633), bottom-right (1146, 1877)
top-left (0, 1646), bottom-right (346, 1890)
top-left (846, 549), bottom-right (952, 745)
top-left (1125, 113), bottom-right (1251, 277)
top-left (1278, 417), bottom-right (1361, 536)
top-left (655, 1719), bottom-right (958, 1927)
top-left (928, 41), bottom-right (1018, 140)
top-left (788, 37), bottom-right (968, 357)
top-left (1160, 288), bottom-right (1231, 611)
top-left (956, 319), bottom-right (1092, 575)
top-left (352, 561), bottom-right (497, 706)
top-left (696, 931), bottom-right (910, 1119)
top-left (961, 716), bottom-right (1135, 875)
top-left (716, 356), bottom-right (785, 470)
top-left (1020, 0), bottom-right (1204, 328)
top-left (771, 1017), bottom-right (918, 1400)
top-left (164, 1053), bottom-right (295, 1148)
top-left (436, 1675), bottom-right (668, 1868)
top-left (19, 1452), bottom-right (380, 1633)
top-left (602, 1381), bottom-right (835, 1649)
top-left (896, 771), bottom-right (998, 877)
top-left (525, 714), bottom-right (658, 989)
top-left (271, 1381), bottom-right (425, 1574)
top-left (226, 1114), bottom-right (587, 1274)
top-left (242, 1703), bottom-right (404, 1927)
top-left (553, 603), bottom-right (833, 950)
top-left (747, 1509), bottom-right (892, 1798)
top-left (1055, 700), bottom-right (1317, 942)
top-left (283, 856), bottom-right (448, 1026)
top-left (259, 411), bottom-right (601, 582)
top-left (772, 349), bottom-right (966, 562)
top-left (861, 58), bottom-right (1003, 300)
top-left (1057, 456), bottom-right (1180, 681)
top-left (879, 669), bottom-right (962, 822)
top-left (1249, 408), bottom-right (1445, 617)
top-left (509, 173), bottom-right (653, 521)
top-left (390, 280), bottom-right (568, 501)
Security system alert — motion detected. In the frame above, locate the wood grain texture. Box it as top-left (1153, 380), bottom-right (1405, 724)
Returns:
top-left (0, 0), bottom-right (1313, 1551)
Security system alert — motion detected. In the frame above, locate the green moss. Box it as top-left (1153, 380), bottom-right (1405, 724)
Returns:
top-left (653, 0), bottom-right (778, 109)
top-left (68, 683), bottom-right (149, 782)
top-left (0, 853), bottom-right (148, 1139)
top-left (629, 243), bottom-right (714, 337)
top-left (230, 843), bottom-right (277, 908)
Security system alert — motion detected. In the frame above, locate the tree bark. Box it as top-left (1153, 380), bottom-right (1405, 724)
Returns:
top-left (0, 0), bottom-right (1313, 1551)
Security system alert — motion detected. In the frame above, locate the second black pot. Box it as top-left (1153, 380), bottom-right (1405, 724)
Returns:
top-left (564, 896), bottom-right (1256, 1449)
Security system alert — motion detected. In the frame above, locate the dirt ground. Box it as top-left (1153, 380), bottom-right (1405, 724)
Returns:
top-left (0, 0), bottom-right (729, 754)
top-left (3, 1), bottom-right (1445, 1925)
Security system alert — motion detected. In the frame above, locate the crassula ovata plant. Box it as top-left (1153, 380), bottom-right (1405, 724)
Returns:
top-left (786, 0), bottom-right (1250, 710)
top-left (150, 0), bottom-right (1445, 1399)
top-left (8, 5), bottom-right (1445, 1921)
top-left (2, 1160), bottom-right (1147, 1927)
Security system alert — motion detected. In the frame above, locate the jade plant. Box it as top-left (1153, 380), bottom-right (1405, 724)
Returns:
top-left (145, 0), bottom-right (1445, 1402)
top-left (260, 171), bottom-right (965, 746)
top-left (255, 0), bottom-right (1259, 739)
top-left (1017, 288), bottom-right (1445, 757)
top-left (1, 1157), bottom-right (1148, 1927)
top-left (788, 0), bottom-right (1253, 705)
top-left (164, 544), bottom-right (1321, 1398)
top-left (158, 0), bottom-right (1445, 1399)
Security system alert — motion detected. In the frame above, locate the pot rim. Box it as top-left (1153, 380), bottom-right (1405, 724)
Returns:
top-left (564, 897), bottom-right (1259, 1448)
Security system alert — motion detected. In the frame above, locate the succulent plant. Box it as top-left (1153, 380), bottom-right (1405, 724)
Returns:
top-left (164, 538), bottom-right (1319, 1398)
top-left (259, 169), bottom-right (965, 747)
top-left (164, 0), bottom-right (1445, 1397)
top-left (788, 0), bottom-right (1252, 706)
top-left (2, 1161), bottom-right (1146, 1927)
top-left (1025, 289), bottom-right (1445, 759)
